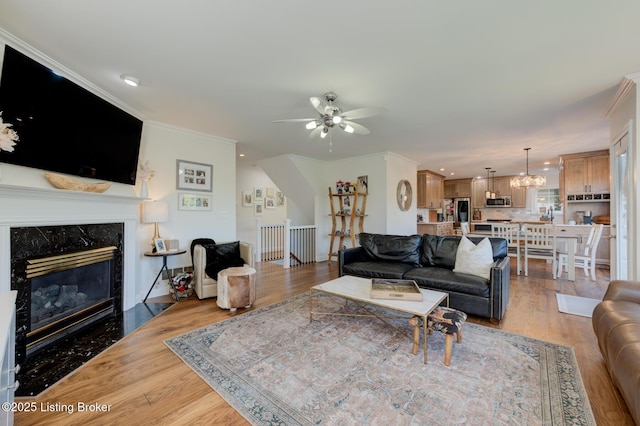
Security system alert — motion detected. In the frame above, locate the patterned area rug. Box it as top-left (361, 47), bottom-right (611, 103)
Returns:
top-left (165, 293), bottom-right (595, 425)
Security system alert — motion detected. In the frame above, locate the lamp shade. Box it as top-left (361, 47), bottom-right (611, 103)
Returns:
top-left (142, 200), bottom-right (168, 223)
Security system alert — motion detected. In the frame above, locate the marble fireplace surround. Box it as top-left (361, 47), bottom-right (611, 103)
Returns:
top-left (0, 184), bottom-right (141, 313)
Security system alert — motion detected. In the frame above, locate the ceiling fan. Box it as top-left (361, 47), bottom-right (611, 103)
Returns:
top-left (273, 92), bottom-right (386, 140)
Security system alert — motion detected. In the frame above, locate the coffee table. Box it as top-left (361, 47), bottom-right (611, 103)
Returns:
top-left (309, 275), bottom-right (449, 364)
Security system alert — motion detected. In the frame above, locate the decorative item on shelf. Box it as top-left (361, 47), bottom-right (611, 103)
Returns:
top-left (357, 175), bottom-right (368, 194)
top-left (336, 180), bottom-right (344, 194)
top-left (44, 172), bottom-right (112, 193)
top-left (142, 200), bottom-right (169, 251)
top-left (138, 160), bottom-right (156, 198)
top-left (511, 147), bottom-right (546, 188)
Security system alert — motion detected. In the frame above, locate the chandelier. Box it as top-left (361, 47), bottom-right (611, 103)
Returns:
top-left (510, 148), bottom-right (546, 189)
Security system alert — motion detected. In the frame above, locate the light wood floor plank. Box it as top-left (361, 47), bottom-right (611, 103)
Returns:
top-left (14, 259), bottom-right (633, 425)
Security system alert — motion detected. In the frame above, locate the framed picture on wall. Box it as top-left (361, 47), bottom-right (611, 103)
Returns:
top-left (254, 203), bottom-right (263, 216)
top-left (178, 192), bottom-right (212, 211)
top-left (265, 196), bottom-right (276, 209)
top-left (266, 187), bottom-right (276, 197)
top-left (242, 191), bottom-right (253, 207)
top-left (176, 159), bottom-right (213, 192)
top-left (276, 191), bottom-right (285, 207)
top-left (254, 186), bottom-right (265, 201)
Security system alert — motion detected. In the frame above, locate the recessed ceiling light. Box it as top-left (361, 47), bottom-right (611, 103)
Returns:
top-left (450, 172), bottom-right (455, 175)
top-left (121, 75), bottom-right (139, 87)
top-left (544, 161), bottom-right (551, 165)
top-left (543, 167), bottom-right (549, 171)
top-left (440, 168), bottom-right (445, 171)
top-left (239, 153), bottom-right (245, 157)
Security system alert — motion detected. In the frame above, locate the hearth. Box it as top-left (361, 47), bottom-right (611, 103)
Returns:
top-left (10, 223), bottom-right (124, 367)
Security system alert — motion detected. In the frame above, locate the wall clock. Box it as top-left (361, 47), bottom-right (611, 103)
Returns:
top-left (396, 180), bottom-right (412, 211)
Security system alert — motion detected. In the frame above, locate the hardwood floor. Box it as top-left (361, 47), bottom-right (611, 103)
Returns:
top-left (14, 259), bottom-right (633, 425)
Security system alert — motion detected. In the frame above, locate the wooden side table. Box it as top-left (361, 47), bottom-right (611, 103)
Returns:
top-left (143, 250), bottom-right (187, 303)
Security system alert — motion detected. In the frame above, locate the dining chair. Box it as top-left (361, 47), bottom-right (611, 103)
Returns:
top-left (461, 222), bottom-right (470, 235)
top-left (523, 224), bottom-right (556, 278)
top-left (491, 223), bottom-right (521, 275)
top-left (556, 224), bottom-right (603, 281)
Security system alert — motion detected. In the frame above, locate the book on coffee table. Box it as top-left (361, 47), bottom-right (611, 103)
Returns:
top-left (370, 278), bottom-right (423, 301)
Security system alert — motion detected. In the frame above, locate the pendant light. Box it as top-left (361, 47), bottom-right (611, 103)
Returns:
top-left (510, 148), bottom-right (546, 189)
top-left (491, 171), bottom-right (497, 199)
top-left (484, 167), bottom-right (492, 199)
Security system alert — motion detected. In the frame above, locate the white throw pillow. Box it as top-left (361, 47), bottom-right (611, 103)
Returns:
top-left (453, 236), bottom-right (493, 280)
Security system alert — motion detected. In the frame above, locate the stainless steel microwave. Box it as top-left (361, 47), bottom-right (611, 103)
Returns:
top-left (485, 196), bottom-right (511, 207)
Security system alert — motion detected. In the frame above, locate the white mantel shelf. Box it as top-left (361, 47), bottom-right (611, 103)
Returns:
top-left (0, 183), bottom-right (144, 203)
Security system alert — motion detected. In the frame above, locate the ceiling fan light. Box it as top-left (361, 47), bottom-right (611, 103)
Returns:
top-left (332, 115), bottom-right (342, 124)
top-left (320, 127), bottom-right (329, 139)
top-left (305, 120), bottom-right (318, 130)
top-left (341, 123), bottom-right (355, 133)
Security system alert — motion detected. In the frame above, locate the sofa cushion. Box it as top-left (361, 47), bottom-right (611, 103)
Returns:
top-left (359, 233), bottom-right (422, 266)
top-left (342, 261), bottom-right (415, 279)
top-left (404, 267), bottom-right (491, 298)
top-left (453, 237), bottom-right (493, 280)
top-left (420, 234), bottom-right (508, 268)
top-left (204, 241), bottom-right (246, 280)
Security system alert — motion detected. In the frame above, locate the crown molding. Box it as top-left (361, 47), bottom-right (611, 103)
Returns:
top-left (603, 72), bottom-right (640, 118)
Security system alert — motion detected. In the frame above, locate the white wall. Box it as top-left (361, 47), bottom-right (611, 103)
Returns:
top-left (235, 164), bottom-right (287, 250)
top-left (136, 122), bottom-right (237, 299)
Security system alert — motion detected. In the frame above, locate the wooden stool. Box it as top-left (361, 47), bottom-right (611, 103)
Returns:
top-left (216, 266), bottom-right (257, 312)
top-left (426, 306), bottom-right (467, 366)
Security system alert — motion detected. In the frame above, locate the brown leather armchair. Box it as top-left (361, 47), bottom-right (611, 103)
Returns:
top-left (592, 280), bottom-right (640, 424)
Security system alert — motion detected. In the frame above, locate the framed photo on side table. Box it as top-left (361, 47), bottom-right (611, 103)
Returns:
top-left (154, 238), bottom-right (167, 253)
top-left (176, 159), bottom-right (213, 192)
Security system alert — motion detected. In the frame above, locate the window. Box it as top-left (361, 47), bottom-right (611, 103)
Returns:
top-left (536, 188), bottom-right (562, 215)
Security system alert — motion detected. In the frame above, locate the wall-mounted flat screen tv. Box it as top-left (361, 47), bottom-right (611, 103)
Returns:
top-left (0, 45), bottom-right (143, 185)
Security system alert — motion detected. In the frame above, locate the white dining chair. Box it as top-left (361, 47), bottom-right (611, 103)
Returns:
top-left (523, 224), bottom-right (556, 279)
top-left (461, 222), bottom-right (470, 235)
top-left (556, 224), bottom-right (603, 281)
top-left (491, 223), bottom-right (521, 275)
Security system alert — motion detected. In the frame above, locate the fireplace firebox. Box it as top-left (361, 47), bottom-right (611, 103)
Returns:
top-left (10, 223), bottom-right (124, 366)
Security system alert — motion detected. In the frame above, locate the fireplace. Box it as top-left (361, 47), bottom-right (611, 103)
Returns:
top-left (11, 223), bottom-right (124, 366)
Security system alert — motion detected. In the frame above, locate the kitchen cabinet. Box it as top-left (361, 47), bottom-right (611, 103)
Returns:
top-left (443, 178), bottom-right (472, 198)
top-left (418, 222), bottom-right (454, 236)
top-left (417, 170), bottom-right (444, 209)
top-left (492, 176), bottom-right (512, 197)
top-left (562, 150), bottom-right (610, 195)
top-left (471, 178), bottom-right (487, 208)
top-left (511, 186), bottom-right (526, 208)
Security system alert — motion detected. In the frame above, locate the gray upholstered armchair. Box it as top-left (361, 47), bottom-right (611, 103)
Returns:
top-left (192, 241), bottom-right (254, 299)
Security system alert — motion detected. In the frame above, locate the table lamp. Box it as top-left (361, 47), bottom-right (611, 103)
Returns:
top-left (142, 200), bottom-right (169, 250)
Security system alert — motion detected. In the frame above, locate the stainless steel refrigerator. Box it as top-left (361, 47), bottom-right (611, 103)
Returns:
top-left (454, 198), bottom-right (471, 225)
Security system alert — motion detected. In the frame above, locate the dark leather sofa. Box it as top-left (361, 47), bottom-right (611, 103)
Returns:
top-left (339, 233), bottom-right (510, 321)
top-left (592, 280), bottom-right (640, 424)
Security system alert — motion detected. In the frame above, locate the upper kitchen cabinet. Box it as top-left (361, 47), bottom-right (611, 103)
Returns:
top-left (471, 178), bottom-right (487, 208)
top-left (417, 170), bottom-right (444, 209)
top-left (511, 186), bottom-right (526, 208)
top-left (444, 178), bottom-right (472, 198)
top-left (561, 150), bottom-right (610, 199)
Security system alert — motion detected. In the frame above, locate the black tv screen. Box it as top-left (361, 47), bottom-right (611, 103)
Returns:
top-left (0, 45), bottom-right (143, 185)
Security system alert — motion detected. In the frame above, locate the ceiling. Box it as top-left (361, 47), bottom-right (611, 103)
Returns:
top-left (1, 1), bottom-right (639, 179)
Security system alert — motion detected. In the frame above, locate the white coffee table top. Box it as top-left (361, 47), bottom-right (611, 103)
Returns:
top-left (312, 275), bottom-right (448, 317)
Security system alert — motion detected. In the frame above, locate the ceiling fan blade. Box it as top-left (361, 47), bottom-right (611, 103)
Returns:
top-left (341, 106), bottom-right (387, 120)
top-left (272, 118), bottom-right (317, 123)
top-left (310, 96), bottom-right (329, 115)
top-left (342, 120), bottom-right (370, 135)
top-left (308, 126), bottom-right (323, 139)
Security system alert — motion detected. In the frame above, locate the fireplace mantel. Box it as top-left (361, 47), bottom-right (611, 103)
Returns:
top-left (0, 183), bottom-right (143, 311)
